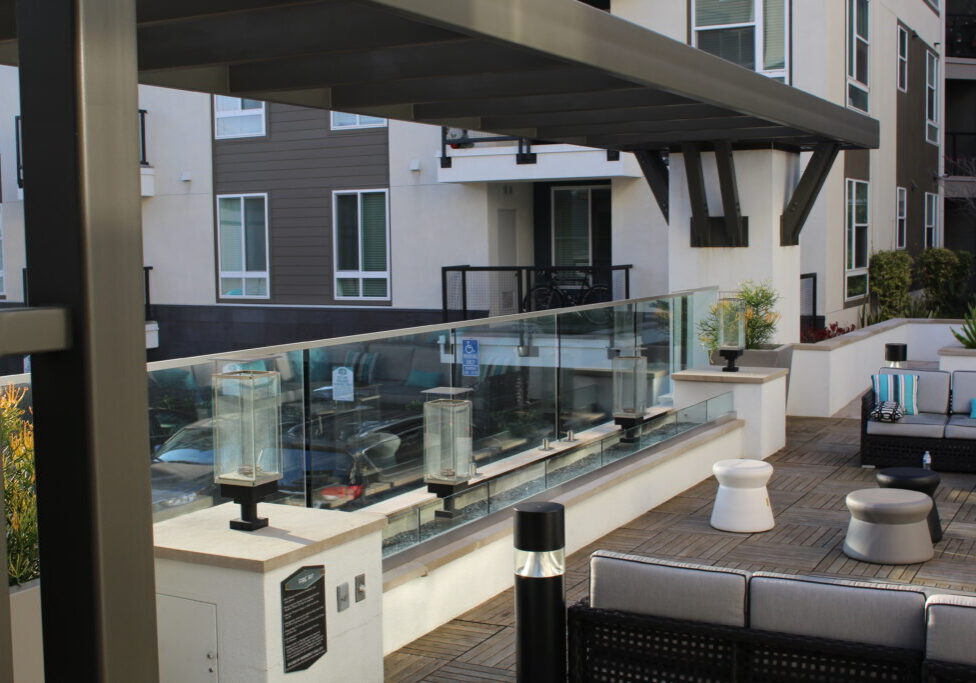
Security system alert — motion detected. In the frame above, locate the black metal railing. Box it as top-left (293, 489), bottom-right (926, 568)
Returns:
top-left (143, 266), bottom-right (154, 321)
top-left (441, 264), bottom-right (632, 322)
top-left (948, 13), bottom-right (976, 59)
top-left (440, 127), bottom-right (540, 168)
top-left (946, 132), bottom-right (976, 175)
top-left (15, 111), bottom-right (148, 189)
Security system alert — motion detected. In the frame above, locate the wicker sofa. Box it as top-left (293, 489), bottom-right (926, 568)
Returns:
top-left (860, 369), bottom-right (976, 472)
top-left (568, 551), bottom-right (976, 682)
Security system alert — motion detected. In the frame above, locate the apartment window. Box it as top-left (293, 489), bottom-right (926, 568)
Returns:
top-left (217, 194), bottom-right (269, 298)
top-left (692, 0), bottom-right (789, 81)
top-left (214, 96), bottom-right (266, 139)
top-left (330, 112), bottom-right (387, 130)
top-left (897, 26), bottom-right (908, 92)
top-left (333, 190), bottom-right (390, 299)
top-left (845, 179), bottom-right (870, 300)
top-left (926, 51), bottom-right (939, 144)
top-left (847, 0), bottom-right (870, 112)
top-left (896, 186), bottom-right (907, 249)
top-left (925, 192), bottom-right (939, 248)
top-left (0, 208), bottom-right (5, 295)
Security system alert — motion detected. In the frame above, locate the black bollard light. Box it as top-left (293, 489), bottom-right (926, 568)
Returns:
top-left (885, 343), bottom-right (907, 368)
top-left (514, 501), bottom-right (566, 683)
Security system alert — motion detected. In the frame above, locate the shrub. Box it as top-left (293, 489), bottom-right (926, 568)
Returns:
top-left (917, 248), bottom-right (973, 316)
top-left (698, 280), bottom-right (780, 351)
top-left (1, 386), bottom-right (38, 586)
top-left (952, 303), bottom-right (976, 349)
top-left (868, 250), bottom-right (913, 320)
top-left (801, 321), bottom-right (857, 343)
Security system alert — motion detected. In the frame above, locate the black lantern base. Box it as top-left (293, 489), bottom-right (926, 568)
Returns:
top-left (427, 481), bottom-right (472, 519)
top-left (220, 480), bottom-right (279, 531)
top-left (718, 348), bottom-right (744, 372)
top-left (614, 415), bottom-right (645, 443)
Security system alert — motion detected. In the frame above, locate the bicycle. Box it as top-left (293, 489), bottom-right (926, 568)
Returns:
top-left (522, 270), bottom-right (613, 326)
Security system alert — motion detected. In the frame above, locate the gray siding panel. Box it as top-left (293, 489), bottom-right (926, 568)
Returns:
top-left (213, 102), bottom-right (389, 306)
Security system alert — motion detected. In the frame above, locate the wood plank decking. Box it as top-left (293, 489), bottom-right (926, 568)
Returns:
top-left (384, 416), bottom-right (976, 682)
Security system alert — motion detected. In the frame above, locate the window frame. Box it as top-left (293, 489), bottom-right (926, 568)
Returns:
top-left (847, 0), bottom-right (870, 113)
top-left (330, 112), bottom-right (388, 131)
top-left (550, 185), bottom-right (598, 269)
top-left (690, 0), bottom-right (791, 82)
top-left (924, 192), bottom-right (939, 248)
top-left (213, 96), bottom-right (266, 140)
top-left (896, 186), bottom-right (907, 250)
top-left (845, 179), bottom-right (870, 301)
top-left (926, 50), bottom-right (939, 145)
top-left (897, 26), bottom-right (908, 93)
top-left (332, 189), bottom-right (391, 301)
top-left (216, 192), bottom-right (271, 300)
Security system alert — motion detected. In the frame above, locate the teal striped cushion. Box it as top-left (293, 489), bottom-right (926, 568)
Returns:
top-left (872, 373), bottom-right (919, 416)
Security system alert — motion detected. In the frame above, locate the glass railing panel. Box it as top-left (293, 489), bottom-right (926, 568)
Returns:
top-left (487, 461), bottom-right (546, 512)
top-left (545, 440), bottom-right (602, 488)
top-left (450, 316), bottom-right (558, 469)
top-left (418, 483), bottom-right (489, 543)
top-left (689, 288), bottom-right (717, 370)
top-left (640, 412), bottom-right (678, 449)
top-left (706, 392), bottom-right (735, 421)
top-left (638, 297), bottom-right (673, 405)
top-left (383, 508), bottom-right (420, 557)
top-left (675, 400), bottom-right (708, 437)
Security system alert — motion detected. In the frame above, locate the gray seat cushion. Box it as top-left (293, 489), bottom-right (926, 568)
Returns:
top-left (945, 414), bottom-right (976, 440)
top-left (866, 412), bottom-right (947, 438)
top-left (589, 551), bottom-right (749, 627)
top-left (881, 368), bottom-right (950, 414)
top-left (367, 344), bottom-right (416, 383)
top-left (749, 573), bottom-right (927, 649)
top-left (926, 594), bottom-right (976, 665)
top-left (951, 371), bottom-right (976, 414)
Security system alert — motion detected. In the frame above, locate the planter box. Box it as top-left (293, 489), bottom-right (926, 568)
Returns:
top-left (939, 345), bottom-right (976, 373)
top-left (10, 579), bottom-right (43, 682)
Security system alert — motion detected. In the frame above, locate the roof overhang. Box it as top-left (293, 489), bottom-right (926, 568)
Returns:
top-left (0, 0), bottom-right (879, 151)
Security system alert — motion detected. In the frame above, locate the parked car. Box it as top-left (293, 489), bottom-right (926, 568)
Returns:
top-left (149, 411), bottom-right (424, 515)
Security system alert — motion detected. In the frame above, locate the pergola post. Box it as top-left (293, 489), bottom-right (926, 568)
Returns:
top-left (16, 0), bottom-right (159, 680)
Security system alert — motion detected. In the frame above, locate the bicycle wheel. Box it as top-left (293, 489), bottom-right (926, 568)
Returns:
top-left (523, 286), bottom-right (565, 312)
top-left (580, 285), bottom-right (612, 326)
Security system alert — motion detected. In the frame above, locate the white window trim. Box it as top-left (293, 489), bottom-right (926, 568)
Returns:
top-left (214, 97), bottom-right (266, 140)
top-left (897, 26), bottom-right (908, 93)
top-left (926, 51), bottom-right (940, 145)
top-left (896, 186), bottom-right (907, 249)
top-left (691, 0), bottom-right (790, 82)
top-left (847, 0), bottom-right (870, 113)
top-left (845, 179), bottom-right (870, 301)
top-left (330, 112), bottom-right (388, 130)
top-left (924, 192), bottom-right (939, 248)
top-left (332, 189), bottom-right (391, 301)
top-left (216, 193), bottom-right (271, 300)
top-left (550, 185), bottom-right (599, 269)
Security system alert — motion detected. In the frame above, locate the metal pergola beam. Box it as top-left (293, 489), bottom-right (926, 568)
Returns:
top-left (633, 150), bottom-right (670, 223)
top-left (714, 141), bottom-right (744, 246)
top-left (780, 142), bottom-right (842, 246)
top-left (530, 115), bottom-right (764, 140)
top-left (16, 0), bottom-right (159, 680)
top-left (480, 103), bottom-right (731, 130)
top-left (682, 143), bottom-right (711, 247)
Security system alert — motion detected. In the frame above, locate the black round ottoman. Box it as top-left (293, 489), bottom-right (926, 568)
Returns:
top-left (876, 467), bottom-right (942, 543)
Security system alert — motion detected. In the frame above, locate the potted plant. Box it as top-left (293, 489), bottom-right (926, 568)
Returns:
top-left (699, 281), bottom-right (792, 370)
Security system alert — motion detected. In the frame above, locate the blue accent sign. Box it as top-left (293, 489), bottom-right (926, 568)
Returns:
top-left (461, 338), bottom-right (480, 377)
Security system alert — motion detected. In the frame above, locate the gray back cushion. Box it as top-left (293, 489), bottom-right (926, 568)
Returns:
top-left (926, 594), bottom-right (976, 665)
top-left (590, 551), bottom-right (749, 627)
top-left (749, 573), bottom-right (926, 649)
top-left (952, 371), bottom-right (976, 414)
top-left (882, 368), bottom-right (950, 414)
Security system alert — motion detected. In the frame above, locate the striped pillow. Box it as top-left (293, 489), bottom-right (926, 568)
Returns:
top-left (871, 373), bottom-right (919, 416)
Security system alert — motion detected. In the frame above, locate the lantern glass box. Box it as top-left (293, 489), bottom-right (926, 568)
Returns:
top-left (612, 355), bottom-right (648, 419)
top-left (423, 399), bottom-right (474, 484)
top-left (717, 296), bottom-right (746, 351)
top-left (212, 368), bottom-right (283, 487)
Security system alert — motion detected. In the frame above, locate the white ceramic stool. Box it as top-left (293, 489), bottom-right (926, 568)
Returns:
top-left (710, 459), bottom-right (775, 533)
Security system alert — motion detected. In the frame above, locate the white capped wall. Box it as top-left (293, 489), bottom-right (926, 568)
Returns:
top-left (612, 177), bottom-right (669, 298)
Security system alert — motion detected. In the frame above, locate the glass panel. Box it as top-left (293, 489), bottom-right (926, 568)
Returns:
top-left (855, 182), bottom-right (868, 224)
top-left (336, 278), bottom-right (360, 297)
top-left (216, 113), bottom-right (263, 138)
top-left (696, 0), bottom-right (754, 26)
top-left (332, 111), bottom-right (358, 128)
top-left (241, 99), bottom-right (263, 110)
top-left (243, 278), bottom-right (267, 297)
top-left (336, 194), bottom-right (360, 272)
top-left (383, 509), bottom-right (420, 557)
top-left (359, 115), bottom-right (386, 126)
top-left (545, 441), bottom-right (602, 488)
top-left (218, 197), bottom-right (243, 272)
top-left (220, 278), bottom-right (243, 297)
top-left (214, 95), bottom-right (239, 112)
top-left (638, 297), bottom-right (673, 406)
top-left (706, 392), bottom-right (734, 420)
top-left (552, 188), bottom-right (590, 268)
top-left (847, 273), bottom-right (868, 298)
top-left (698, 27), bottom-right (756, 69)
top-left (488, 462), bottom-right (546, 512)
top-left (763, 0), bottom-right (786, 70)
top-left (676, 400), bottom-right (708, 435)
top-left (848, 0), bottom-right (856, 78)
top-left (244, 196), bottom-right (266, 272)
top-left (360, 192), bottom-right (387, 272)
top-left (855, 39), bottom-right (869, 84)
top-left (856, 0), bottom-right (869, 38)
top-left (419, 484), bottom-right (489, 542)
top-left (361, 279), bottom-right (388, 298)
top-left (847, 80), bottom-right (866, 112)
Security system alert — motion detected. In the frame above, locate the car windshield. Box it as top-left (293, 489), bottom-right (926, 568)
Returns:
top-left (155, 428), bottom-right (212, 464)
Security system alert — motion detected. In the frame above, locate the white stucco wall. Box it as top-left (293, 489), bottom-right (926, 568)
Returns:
top-left (0, 66), bottom-right (25, 303)
top-left (612, 176), bottom-right (669, 298)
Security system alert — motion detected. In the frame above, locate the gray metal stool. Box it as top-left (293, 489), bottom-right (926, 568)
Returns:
top-left (843, 488), bottom-right (933, 565)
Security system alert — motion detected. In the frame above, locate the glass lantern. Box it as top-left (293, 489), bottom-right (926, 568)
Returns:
top-left (212, 369), bottom-right (283, 488)
top-left (423, 399), bottom-right (474, 485)
top-left (612, 354), bottom-right (648, 420)
top-left (717, 295), bottom-right (746, 351)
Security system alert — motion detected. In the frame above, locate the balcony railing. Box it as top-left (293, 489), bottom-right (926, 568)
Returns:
top-left (946, 132), bottom-right (976, 175)
top-left (948, 13), bottom-right (976, 59)
top-left (440, 126), bottom-right (541, 167)
top-left (22, 265), bottom-right (154, 321)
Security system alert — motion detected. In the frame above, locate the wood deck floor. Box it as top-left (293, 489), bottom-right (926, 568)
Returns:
top-left (384, 416), bottom-right (976, 682)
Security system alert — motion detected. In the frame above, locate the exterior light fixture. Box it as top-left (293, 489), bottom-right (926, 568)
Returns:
top-left (716, 295), bottom-right (746, 373)
top-left (212, 364), bottom-right (283, 531)
top-left (885, 343), bottom-right (907, 368)
top-left (613, 353), bottom-right (648, 442)
top-left (423, 398), bottom-right (475, 517)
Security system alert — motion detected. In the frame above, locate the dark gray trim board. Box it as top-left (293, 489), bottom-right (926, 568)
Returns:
top-left (147, 304), bottom-right (443, 361)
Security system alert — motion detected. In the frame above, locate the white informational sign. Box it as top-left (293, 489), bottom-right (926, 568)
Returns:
top-left (332, 366), bottom-right (355, 402)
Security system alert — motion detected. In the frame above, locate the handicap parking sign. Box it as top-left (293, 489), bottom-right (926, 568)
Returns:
top-left (461, 339), bottom-right (480, 377)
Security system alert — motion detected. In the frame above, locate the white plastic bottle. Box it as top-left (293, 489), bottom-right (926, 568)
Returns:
top-left (922, 451), bottom-right (932, 470)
